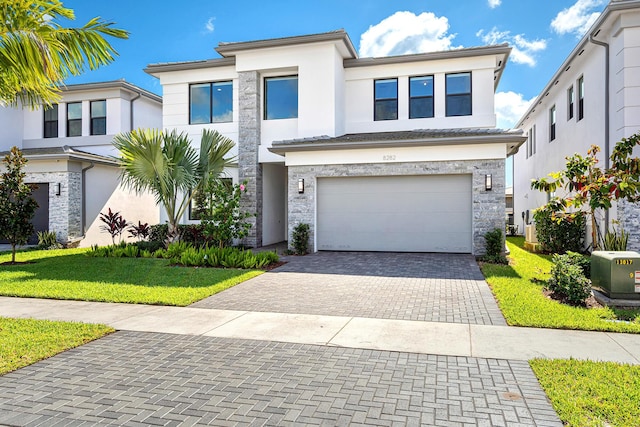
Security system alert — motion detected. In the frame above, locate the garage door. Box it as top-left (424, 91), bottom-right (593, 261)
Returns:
top-left (317, 175), bottom-right (472, 253)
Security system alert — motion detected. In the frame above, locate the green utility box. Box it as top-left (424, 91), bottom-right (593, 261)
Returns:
top-left (591, 251), bottom-right (640, 300)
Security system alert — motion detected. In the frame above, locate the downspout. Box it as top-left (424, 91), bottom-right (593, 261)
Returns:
top-left (129, 92), bottom-right (142, 131)
top-left (81, 162), bottom-right (95, 236)
top-left (588, 34), bottom-right (610, 235)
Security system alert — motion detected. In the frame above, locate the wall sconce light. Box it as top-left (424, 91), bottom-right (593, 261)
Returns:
top-left (55, 183), bottom-right (61, 196)
top-left (485, 174), bottom-right (492, 191)
top-left (298, 178), bottom-right (305, 194)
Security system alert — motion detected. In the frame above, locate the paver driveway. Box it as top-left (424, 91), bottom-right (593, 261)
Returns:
top-left (193, 252), bottom-right (507, 325)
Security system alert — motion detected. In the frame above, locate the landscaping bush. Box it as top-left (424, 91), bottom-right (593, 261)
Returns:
top-left (548, 252), bottom-right (592, 305)
top-left (603, 225), bottom-right (629, 251)
top-left (291, 223), bottom-right (310, 255)
top-left (148, 223), bottom-right (209, 248)
top-left (36, 230), bottom-right (63, 250)
top-left (481, 228), bottom-right (508, 264)
top-left (533, 205), bottom-right (585, 254)
top-left (133, 240), bottom-right (164, 253)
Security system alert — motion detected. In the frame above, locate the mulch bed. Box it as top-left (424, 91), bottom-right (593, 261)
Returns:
top-left (542, 288), bottom-right (603, 309)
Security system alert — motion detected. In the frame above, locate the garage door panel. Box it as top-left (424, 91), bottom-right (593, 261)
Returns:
top-left (317, 175), bottom-right (472, 253)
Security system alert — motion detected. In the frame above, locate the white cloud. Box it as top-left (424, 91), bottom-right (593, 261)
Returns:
top-left (204, 17), bottom-right (215, 33)
top-left (359, 11), bottom-right (457, 57)
top-left (551, 0), bottom-right (606, 36)
top-left (495, 91), bottom-right (535, 129)
top-left (477, 27), bottom-right (547, 67)
top-left (488, 0), bottom-right (502, 8)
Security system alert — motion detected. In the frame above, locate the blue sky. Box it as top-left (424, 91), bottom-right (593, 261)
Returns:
top-left (62, 0), bottom-right (608, 129)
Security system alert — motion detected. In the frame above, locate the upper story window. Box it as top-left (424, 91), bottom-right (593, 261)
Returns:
top-left (567, 86), bottom-right (574, 120)
top-left (374, 78), bottom-right (398, 121)
top-left (90, 100), bottom-right (106, 135)
top-left (67, 102), bottom-right (82, 137)
top-left (190, 81), bottom-right (233, 124)
top-left (549, 105), bottom-right (556, 141)
top-left (264, 76), bottom-right (298, 120)
top-left (446, 72), bottom-right (472, 116)
top-left (43, 104), bottom-right (58, 138)
top-left (409, 75), bottom-right (434, 119)
top-left (578, 76), bottom-right (584, 121)
top-left (526, 125), bottom-right (537, 158)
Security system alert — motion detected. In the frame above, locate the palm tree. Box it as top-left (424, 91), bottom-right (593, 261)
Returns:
top-left (0, 0), bottom-right (128, 108)
top-left (113, 128), bottom-right (236, 243)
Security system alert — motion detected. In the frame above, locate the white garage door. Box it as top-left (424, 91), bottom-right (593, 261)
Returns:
top-left (317, 175), bottom-right (472, 253)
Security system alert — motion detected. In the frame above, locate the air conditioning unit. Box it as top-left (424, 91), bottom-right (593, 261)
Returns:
top-left (525, 224), bottom-right (538, 243)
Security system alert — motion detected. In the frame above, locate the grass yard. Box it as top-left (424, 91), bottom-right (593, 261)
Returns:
top-left (0, 248), bottom-right (262, 306)
top-left (0, 317), bottom-right (112, 375)
top-left (531, 359), bottom-right (640, 427)
top-left (481, 237), bottom-right (640, 333)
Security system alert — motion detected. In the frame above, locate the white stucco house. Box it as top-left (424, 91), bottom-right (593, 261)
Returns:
top-left (513, 0), bottom-right (640, 249)
top-left (0, 80), bottom-right (162, 246)
top-left (146, 30), bottom-right (525, 255)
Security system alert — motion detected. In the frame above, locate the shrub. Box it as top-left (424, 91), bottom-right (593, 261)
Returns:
top-left (291, 223), bottom-right (310, 255)
top-left (128, 221), bottom-right (150, 241)
top-left (133, 240), bottom-right (164, 253)
top-left (99, 208), bottom-right (128, 245)
top-left (148, 223), bottom-right (209, 248)
top-left (37, 230), bottom-right (62, 250)
top-left (481, 228), bottom-right (508, 264)
top-left (198, 180), bottom-right (253, 248)
top-left (166, 241), bottom-right (192, 260)
top-left (548, 253), bottom-right (592, 305)
top-left (149, 224), bottom-right (168, 244)
top-left (533, 205), bottom-right (585, 254)
top-left (565, 251), bottom-right (591, 279)
top-left (603, 225), bottom-right (629, 251)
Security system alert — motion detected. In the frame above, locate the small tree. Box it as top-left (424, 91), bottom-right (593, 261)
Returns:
top-left (0, 147), bottom-right (39, 263)
top-left (99, 208), bottom-right (128, 245)
top-left (531, 133), bottom-right (640, 250)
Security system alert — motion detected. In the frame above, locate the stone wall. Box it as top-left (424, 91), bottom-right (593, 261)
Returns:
top-left (287, 159), bottom-right (505, 255)
top-left (618, 199), bottom-right (640, 251)
top-left (237, 71), bottom-right (263, 248)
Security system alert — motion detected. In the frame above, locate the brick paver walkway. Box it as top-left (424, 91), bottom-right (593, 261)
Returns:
top-left (0, 332), bottom-right (561, 427)
top-left (193, 252), bottom-right (506, 325)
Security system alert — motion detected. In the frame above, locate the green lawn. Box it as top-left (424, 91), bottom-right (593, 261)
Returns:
top-left (531, 359), bottom-right (640, 427)
top-left (481, 237), bottom-right (640, 333)
top-left (0, 248), bottom-right (262, 306)
top-left (0, 317), bottom-right (112, 375)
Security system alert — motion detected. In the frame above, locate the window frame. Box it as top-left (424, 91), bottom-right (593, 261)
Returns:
top-left (549, 105), bottom-right (556, 142)
top-left (578, 76), bottom-right (584, 121)
top-left (409, 75), bottom-right (434, 119)
top-left (374, 78), bottom-right (398, 121)
top-left (567, 86), bottom-right (574, 120)
top-left (189, 81), bottom-right (233, 125)
top-left (66, 102), bottom-right (82, 137)
top-left (445, 72), bottom-right (472, 117)
top-left (43, 104), bottom-right (58, 138)
top-left (90, 100), bottom-right (106, 136)
top-left (264, 75), bottom-right (299, 120)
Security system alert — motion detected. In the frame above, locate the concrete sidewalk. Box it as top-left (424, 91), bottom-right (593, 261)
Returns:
top-left (3, 296), bottom-right (639, 364)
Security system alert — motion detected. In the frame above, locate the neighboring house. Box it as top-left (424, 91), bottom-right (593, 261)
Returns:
top-left (146, 30), bottom-right (526, 255)
top-left (0, 80), bottom-right (162, 246)
top-left (506, 186), bottom-right (514, 227)
top-left (513, 0), bottom-right (640, 249)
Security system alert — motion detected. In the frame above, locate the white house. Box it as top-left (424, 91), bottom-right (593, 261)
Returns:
top-left (0, 80), bottom-right (162, 246)
top-left (146, 30), bottom-right (526, 255)
top-left (513, 0), bottom-right (640, 249)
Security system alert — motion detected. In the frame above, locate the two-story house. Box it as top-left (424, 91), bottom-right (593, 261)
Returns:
top-left (514, 0), bottom-right (640, 250)
top-left (0, 80), bottom-right (162, 246)
top-left (146, 30), bottom-right (526, 255)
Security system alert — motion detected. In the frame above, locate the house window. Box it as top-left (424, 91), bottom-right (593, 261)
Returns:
top-left (189, 81), bottom-right (233, 124)
top-left (43, 104), bottom-right (58, 138)
top-left (90, 100), bottom-right (106, 135)
top-left (532, 124), bottom-right (537, 155)
top-left (188, 178), bottom-right (233, 220)
top-left (567, 86), bottom-right (574, 120)
top-left (67, 102), bottom-right (82, 137)
top-left (446, 72), bottom-right (472, 116)
top-left (549, 105), bottom-right (556, 141)
top-left (578, 76), bottom-right (584, 121)
top-left (374, 78), bottom-right (398, 121)
top-left (409, 75), bottom-right (434, 119)
top-left (264, 76), bottom-right (298, 120)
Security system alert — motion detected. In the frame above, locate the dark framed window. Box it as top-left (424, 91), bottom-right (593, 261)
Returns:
top-left (264, 76), bottom-right (298, 120)
top-left (374, 78), bottom-right (398, 121)
top-left (578, 76), bottom-right (584, 121)
top-left (67, 102), bottom-right (82, 137)
top-left (550, 105), bottom-right (556, 141)
top-left (409, 75), bottom-right (434, 119)
top-left (446, 72), bottom-right (472, 116)
top-left (567, 86), bottom-right (574, 120)
top-left (189, 81), bottom-right (233, 124)
top-left (188, 178), bottom-right (233, 220)
top-left (43, 104), bottom-right (58, 138)
top-left (90, 100), bottom-right (106, 135)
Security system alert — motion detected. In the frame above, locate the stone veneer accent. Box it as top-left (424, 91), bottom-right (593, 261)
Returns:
top-left (238, 71), bottom-right (263, 247)
top-left (287, 159), bottom-right (505, 255)
top-left (618, 199), bottom-right (640, 251)
top-left (26, 171), bottom-right (82, 243)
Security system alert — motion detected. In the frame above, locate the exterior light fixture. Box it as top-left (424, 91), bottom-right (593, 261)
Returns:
top-left (298, 178), bottom-right (305, 194)
top-left (485, 174), bottom-right (492, 191)
top-left (56, 183), bottom-right (61, 196)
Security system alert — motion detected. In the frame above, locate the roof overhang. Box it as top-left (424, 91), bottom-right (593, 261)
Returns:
top-left (5, 146), bottom-right (120, 167)
top-left (144, 57), bottom-right (236, 75)
top-left (60, 80), bottom-right (162, 104)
